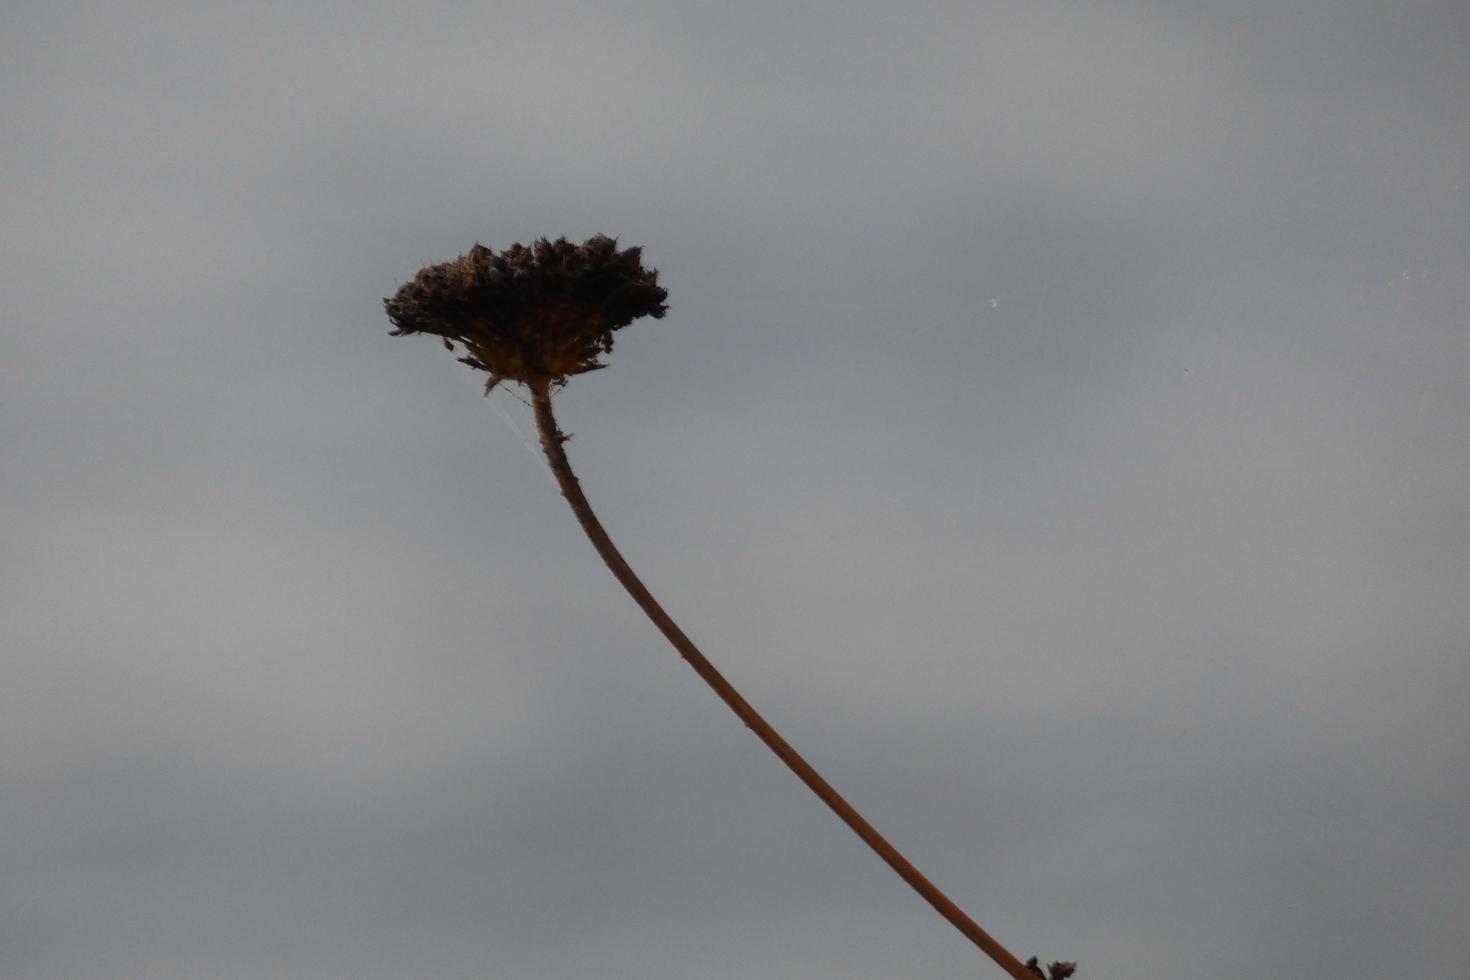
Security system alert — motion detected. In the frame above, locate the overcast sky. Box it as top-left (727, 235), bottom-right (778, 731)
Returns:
top-left (3, 2), bottom-right (1467, 978)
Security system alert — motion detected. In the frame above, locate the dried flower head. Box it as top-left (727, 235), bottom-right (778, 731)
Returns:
top-left (385, 235), bottom-right (668, 387)
top-left (1024, 957), bottom-right (1078, 979)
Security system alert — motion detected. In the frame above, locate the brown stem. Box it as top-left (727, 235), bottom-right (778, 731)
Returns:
top-left (528, 381), bottom-right (1034, 980)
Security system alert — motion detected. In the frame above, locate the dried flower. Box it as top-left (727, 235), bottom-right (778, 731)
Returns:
top-left (387, 236), bottom-right (1064, 980)
top-left (1024, 957), bottom-right (1078, 979)
top-left (384, 235), bottom-right (668, 388)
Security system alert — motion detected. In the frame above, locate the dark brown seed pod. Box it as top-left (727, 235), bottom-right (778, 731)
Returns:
top-left (385, 235), bottom-right (668, 386)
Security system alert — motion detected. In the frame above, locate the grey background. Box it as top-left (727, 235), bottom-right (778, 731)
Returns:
top-left (4, 1), bottom-right (1467, 977)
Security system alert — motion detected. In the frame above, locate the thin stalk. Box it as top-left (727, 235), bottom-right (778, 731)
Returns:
top-left (529, 381), bottom-right (1035, 980)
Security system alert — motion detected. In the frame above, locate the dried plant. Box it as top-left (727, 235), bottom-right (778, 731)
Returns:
top-left (386, 235), bottom-right (1068, 979)
top-left (1026, 957), bottom-right (1078, 979)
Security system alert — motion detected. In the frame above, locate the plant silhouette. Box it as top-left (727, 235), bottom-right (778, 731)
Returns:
top-left (386, 235), bottom-right (1065, 979)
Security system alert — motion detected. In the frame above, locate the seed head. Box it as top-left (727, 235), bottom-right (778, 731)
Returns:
top-left (385, 235), bottom-right (668, 387)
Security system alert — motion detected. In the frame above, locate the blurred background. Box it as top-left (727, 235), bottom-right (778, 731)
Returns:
top-left (3, 1), bottom-right (1467, 977)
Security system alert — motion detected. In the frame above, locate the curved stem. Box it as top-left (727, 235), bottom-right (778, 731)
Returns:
top-left (528, 382), bottom-right (1034, 980)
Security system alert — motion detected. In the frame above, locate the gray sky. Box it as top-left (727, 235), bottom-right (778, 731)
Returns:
top-left (3, 1), bottom-right (1467, 977)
